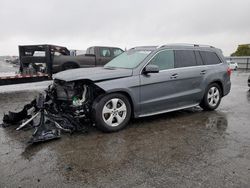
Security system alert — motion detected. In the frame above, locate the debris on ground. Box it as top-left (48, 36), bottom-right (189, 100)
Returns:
top-left (1, 82), bottom-right (95, 144)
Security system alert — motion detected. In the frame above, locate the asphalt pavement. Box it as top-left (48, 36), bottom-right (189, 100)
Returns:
top-left (0, 70), bottom-right (250, 188)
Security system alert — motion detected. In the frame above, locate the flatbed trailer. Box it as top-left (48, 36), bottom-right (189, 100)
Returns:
top-left (0, 44), bottom-right (69, 86)
top-left (0, 73), bottom-right (49, 86)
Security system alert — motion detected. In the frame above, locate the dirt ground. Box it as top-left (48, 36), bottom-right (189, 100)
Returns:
top-left (0, 71), bottom-right (250, 188)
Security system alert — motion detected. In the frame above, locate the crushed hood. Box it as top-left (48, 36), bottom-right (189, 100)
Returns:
top-left (53, 67), bottom-right (133, 82)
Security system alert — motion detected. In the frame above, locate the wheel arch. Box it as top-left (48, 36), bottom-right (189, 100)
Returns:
top-left (113, 91), bottom-right (134, 117)
top-left (209, 80), bottom-right (224, 96)
top-left (62, 61), bottom-right (80, 69)
top-left (91, 90), bottom-right (133, 132)
top-left (104, 90), bottom-right (135, 118)
top-left (95, 88), bottom-right (136, 117)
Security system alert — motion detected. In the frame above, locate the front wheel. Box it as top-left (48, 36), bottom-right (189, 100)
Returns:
top-left (93, 93), bottom-right (131, 132)
top-left (200, 83), bottom-right (222, 111)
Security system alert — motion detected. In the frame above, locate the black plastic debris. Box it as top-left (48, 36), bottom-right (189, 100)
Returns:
top-left (3, 99), bottom-right (36, 125)
top-left (3, 109), bottom-right (28, 124)
top-left (27, 95), bottom-right (61, 143)
top-left (1, 86), bottom-right (89, 144)
top-left (29, 129), bottom-right (61, 144)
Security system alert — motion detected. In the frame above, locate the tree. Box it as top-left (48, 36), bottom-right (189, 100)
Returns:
top-left (231, 44), bottom-right (250, 56)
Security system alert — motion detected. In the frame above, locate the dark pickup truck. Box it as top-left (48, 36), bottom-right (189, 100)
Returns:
top-left (53, 46), bottom-right (124, 72)
top-left (19, 45), bottom-right (124, 74)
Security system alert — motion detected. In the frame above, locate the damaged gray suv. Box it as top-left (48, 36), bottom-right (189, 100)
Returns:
top-left (52, 44), bottom-right (231, 132)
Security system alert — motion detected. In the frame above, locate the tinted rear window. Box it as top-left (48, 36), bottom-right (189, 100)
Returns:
top-left (200, 51), bottom-right (221, 65)
top-left (174, 50), bottom-right (197, 68)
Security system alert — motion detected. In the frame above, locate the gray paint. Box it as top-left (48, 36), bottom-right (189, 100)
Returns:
top-left (54, 67), bottom-right (132, 82)
top-left (54, 44), bottom-right (231, 118)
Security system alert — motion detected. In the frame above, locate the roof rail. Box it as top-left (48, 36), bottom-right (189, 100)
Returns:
top-left (160, 43), bottom-right (215, 48)
top-left (130, 46), bottom-right (158, 50)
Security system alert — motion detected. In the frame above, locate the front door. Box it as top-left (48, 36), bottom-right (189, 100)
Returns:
top-left (139, 50), bottom-right (185, 116)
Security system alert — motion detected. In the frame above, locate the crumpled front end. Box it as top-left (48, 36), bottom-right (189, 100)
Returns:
top-left (1, 79), bottom-right (105, 144)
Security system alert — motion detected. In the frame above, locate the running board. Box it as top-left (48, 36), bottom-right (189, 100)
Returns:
top-left (138, 103), bottom-right (199, 118)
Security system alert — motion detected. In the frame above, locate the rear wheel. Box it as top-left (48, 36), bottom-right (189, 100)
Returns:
top-left (93, 93), bottom-right (131, 132)
top-left (200, 83), bottom-right (222, 111)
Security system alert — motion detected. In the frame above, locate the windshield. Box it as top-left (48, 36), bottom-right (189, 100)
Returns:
top-left (104, 49), bottom-right (152, 69)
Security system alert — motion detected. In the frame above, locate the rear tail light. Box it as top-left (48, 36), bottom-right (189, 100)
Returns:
top-left (227, 67), bottom-right (232, 76)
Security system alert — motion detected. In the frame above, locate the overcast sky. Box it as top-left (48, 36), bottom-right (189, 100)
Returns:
top-left (0, 0), bottom-right (249, 56)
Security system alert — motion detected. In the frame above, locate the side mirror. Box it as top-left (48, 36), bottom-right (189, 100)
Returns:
top-left (143, 64), bottom-right (159, 74)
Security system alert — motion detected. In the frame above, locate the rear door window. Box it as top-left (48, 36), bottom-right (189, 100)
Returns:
top-left (174, 50), bottom-right (197, 68)
top-left (89, 47), bottom-right (95, 55)
top-left (100, 48), bottom-right (111, 57)
top-left (149, 50), bottom-right (174, 70)
top-left (200, 51), bottom-right (221, 65)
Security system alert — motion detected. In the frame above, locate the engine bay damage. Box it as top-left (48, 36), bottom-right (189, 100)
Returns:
top-left (1, 79), bottom-right (105, 144)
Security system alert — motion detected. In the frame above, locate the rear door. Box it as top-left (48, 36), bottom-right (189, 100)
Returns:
top-left (173, 50), bottom-right (206, 104)
top-left (199, 50), bottom-right (224, 91)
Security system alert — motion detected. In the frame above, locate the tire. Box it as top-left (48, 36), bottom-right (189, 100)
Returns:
top-left (200, 83), bottom-right (222, 111)
top-left (93, 93), bottom-right (131, 132)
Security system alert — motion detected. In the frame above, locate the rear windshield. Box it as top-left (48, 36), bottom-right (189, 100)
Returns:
top-left (104, 50), bottom-right (152, 69)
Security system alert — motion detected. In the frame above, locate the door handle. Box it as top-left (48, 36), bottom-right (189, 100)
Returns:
top-left (170, 73), bottom-right (178, 79)
top-left (200, 70), bottom-right (206, 75)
